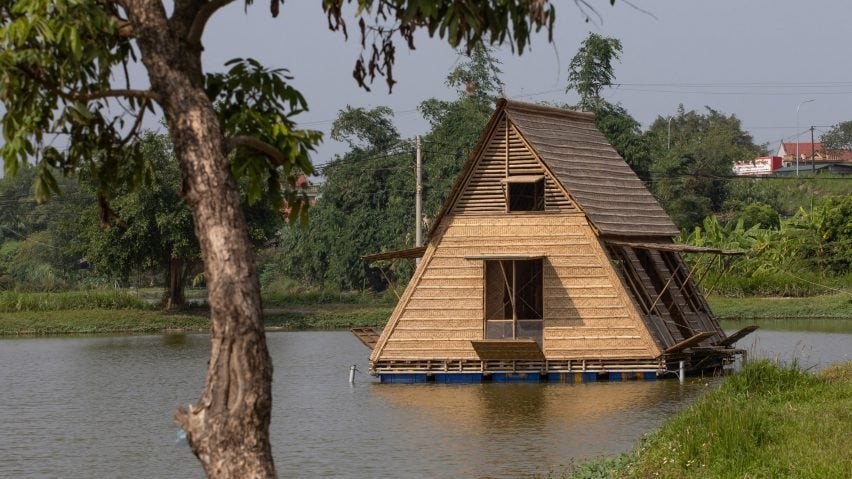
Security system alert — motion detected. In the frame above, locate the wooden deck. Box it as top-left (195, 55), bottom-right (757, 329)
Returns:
top-left (350, 327), bottom-right (381, 350)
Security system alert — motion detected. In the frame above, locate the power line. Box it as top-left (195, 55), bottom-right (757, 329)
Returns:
top-left (609, 86), bottom-right (852, 97)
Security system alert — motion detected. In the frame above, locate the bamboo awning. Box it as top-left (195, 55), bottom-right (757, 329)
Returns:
top-left (471, 339), bottom-right (545, 360)
top-left (715, 325), bottom-right (759, 347)
top-left (606, 240), bottom-right (745, 256)
top-left (362, 246), bottom-right (427, 262)
top-left (350, 327), bottom-right (381, 350)
top-left (663, 331), bottom-right (715, 354)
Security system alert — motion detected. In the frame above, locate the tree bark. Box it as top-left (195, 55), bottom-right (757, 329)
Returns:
top-left (165, 257), bottom-right (187, 310)
top-left (123, 2), bottom-right (276, 477)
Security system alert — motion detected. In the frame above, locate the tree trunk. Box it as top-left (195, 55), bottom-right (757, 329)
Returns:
top-left (165, 257), bottom-right (186, 310)
top-left (124, 3), bottom-right (276, 477)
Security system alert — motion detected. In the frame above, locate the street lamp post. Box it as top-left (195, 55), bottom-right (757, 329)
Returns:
top-left (796, 99), bottom-right (815, 176)
top-left (667, 116), bottom-right (673, 150)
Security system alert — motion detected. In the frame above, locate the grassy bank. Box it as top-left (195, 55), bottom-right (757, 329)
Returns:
top-left (557, 361), bottom-right (852, 479)
top-left (0, 289), bottom-right (847, 336)
top-left (264, 304), bottom-right (393, 330)
top-left (0, 290), bottom-right (147, 312)
top-left (708, 293), bottom-right (852, 319)
top-left (0, 309), bottom-right (208, 335)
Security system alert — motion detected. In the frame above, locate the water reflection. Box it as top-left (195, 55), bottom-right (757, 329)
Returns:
top-left (722, 318), bottom-right (852, 369)
top-left (369, 380), bottom-right (715, 478)
top-left (162, 333), bottom-right (188, 346)
top-left (0, 323), bottom-right (849, 479)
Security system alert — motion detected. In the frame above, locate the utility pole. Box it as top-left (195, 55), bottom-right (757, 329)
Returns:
top-left (811, 126), bottom-right (816, 174)
top-left (415, 135), bottom-right (423, 263)
top-left (796, 98), bottom-right (815, 176)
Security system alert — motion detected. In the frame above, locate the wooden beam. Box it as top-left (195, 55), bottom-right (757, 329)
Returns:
top-left (715, 326), bottom-right (759, 347)
top-left (607, 240), bottom-right (745, 256)
top-left (663, 331), bottom-right (715, 354)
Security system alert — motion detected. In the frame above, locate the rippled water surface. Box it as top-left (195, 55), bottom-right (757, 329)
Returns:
top-left (1, 320), bottom-right (849, 478)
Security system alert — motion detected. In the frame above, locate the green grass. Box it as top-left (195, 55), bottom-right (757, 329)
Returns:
top-left (708, 294), bottom-right (852, 319)
top-left (262, 288), bottom-right (397, 306)
top-left (0, 302), bottom-right (395, 336)
top-left (263, 304), bottom-right (394, 329)
top-left (0, 290), bottom-right (148, 312)
top-left (0, 309), bottom-right (208, 335)
top-left (555, 361), bottom-right (852, 479)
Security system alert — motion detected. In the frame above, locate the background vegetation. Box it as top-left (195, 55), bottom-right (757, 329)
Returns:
top-left (0, 38), bottom-right (849, 308)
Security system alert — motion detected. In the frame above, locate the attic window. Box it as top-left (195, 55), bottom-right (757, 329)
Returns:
top-left (484, 259), bottom-right (543, 345)
top-left (505, 176), bottom-right (544, 211)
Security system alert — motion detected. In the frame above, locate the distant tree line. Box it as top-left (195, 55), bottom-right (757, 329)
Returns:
top-left (0, 133), bottom-right (282, 307)
top-left (266, 37), bottom-right (850, 294)
top-left (1, 39), bottom-right (848, 298)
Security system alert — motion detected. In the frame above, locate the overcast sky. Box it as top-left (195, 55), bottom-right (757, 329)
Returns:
top-left (5, 1), bottom-right (849, 179)
top-left (190, 1), bottom-right (852, 170)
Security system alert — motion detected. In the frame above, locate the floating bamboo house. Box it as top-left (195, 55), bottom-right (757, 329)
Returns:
top-left (357, 100), bottom-right (754, 383)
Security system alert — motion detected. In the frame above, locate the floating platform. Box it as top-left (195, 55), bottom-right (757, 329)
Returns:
top-left (379, 370), bottom-right (654, 384)
top-left (372, 350), bottom-right (744, 384)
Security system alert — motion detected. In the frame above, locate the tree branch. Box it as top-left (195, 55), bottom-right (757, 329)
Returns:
top-left (225, 136), bottom-right (286, 166)
top-left (16, 63), bottom-right (161, 104)
top-left (120, 98), bottom-right (151, 146)
top-left (69, 89), bottom-right (161, 102)
top-left (188, 0), bottom-right (235, 46)
top-left (113, 16), bottom-right (135, 38)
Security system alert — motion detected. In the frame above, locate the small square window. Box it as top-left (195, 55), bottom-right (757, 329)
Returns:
top-left (508, 179), bottom-right (544, 211)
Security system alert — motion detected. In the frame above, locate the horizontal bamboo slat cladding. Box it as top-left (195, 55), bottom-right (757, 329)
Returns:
top-left (546, 297), bottom-right (626, 309)
top-left (395, 324), bottom-right (481, 331)
top-left (545, 316), bottom-right (631, 324)
top-left (547, 346), bottom-right (651, 354)
top-left (379, 352), bottom-right (480, 360)
top-left (391, 330), bottom-right (483, 340)
top-left (437, 247), bottom-right (598, 256)
top-left (545, 349), bottom-right (652, 358)
top-left (544, 285), bottom-right (616, 294)
top-left (374, 213), bottom-right (659, 361)
top-left (417, 278), bottom-right (482, 288)
top-left (439, 232), bottom-right (586, 241)
top-left (398, 310), bottom-right (482, 320)
top-left (447, 215), bottom-right (588, 228)
top-left (545, 325), bottom-right (640, 332)
top-left (410, 289), bottom-right (480, 299)
top-left (403, 306), bottom-right (482, 311)
top-left (415, 285), bottom-right (482, 291)
top-left (417, 259), bottom-right (482, 269)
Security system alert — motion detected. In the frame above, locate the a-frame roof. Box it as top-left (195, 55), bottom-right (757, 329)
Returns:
top-left (431, 99), bottom-right (679, 238)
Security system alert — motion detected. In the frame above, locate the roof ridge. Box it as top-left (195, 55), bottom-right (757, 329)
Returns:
top-left (503, 99), bottom-right (596, 123)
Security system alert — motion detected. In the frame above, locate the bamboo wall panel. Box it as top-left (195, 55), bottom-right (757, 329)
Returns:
top-left (375, 214), bottom-right (660, 362)
top-left (452, 116), bottom-right (577, 214)
top-left (398, 310), bottom-right (482, 321)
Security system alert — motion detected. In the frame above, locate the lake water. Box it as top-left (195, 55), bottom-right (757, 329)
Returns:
top-left (1, 320), bottom-right (850, 478)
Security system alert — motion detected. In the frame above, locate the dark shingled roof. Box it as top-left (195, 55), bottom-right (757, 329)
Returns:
top-left (427, 99), bottom-right (679, 239)
top-left (503, 100), bottom-right (679, 237)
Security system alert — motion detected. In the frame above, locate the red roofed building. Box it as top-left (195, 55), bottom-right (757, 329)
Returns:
top-left (281, 174), bottom-right (319, 222)
top-left (778, 142), bottom-right (852, 164)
